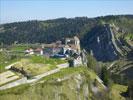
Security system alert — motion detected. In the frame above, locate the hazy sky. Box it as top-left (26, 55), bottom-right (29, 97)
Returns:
top-left (0, 0), bottom-right (133, 24)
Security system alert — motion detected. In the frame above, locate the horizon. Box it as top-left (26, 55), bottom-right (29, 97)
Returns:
top-left (1, 14), bottom-right (133, 25)
top-left (1, 0), bottom-right (133, 24)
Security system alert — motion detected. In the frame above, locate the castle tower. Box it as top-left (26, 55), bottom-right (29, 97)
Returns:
top-left (74, 36), bottom-right (81, 54)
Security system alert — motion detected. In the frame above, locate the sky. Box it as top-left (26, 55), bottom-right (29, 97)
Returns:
top-left (0, 0), bottom-right (133, 24)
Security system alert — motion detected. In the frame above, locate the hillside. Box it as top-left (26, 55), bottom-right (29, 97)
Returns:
top-left (0, 15), bottom-right (133, 62)
top-left (82, 24), bottom-right (133, 62)
top-left (0, 15), bottom-right (133, 44)
top-left (0, 67), bottom-right (128, 100)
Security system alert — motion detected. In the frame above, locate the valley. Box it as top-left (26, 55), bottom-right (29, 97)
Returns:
top-left (0, 15), bottom-right (133, 100)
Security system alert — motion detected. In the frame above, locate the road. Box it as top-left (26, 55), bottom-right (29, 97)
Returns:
top-left (0, 63), bottom-right (69, 90)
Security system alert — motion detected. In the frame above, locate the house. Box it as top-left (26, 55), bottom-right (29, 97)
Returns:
top-left (35, 48), bottom-right (43, 55)
top-left (25, 48), bottom-right (43, 55)
top-left (73, 56), bottom-right (82, 67)
top-left (41, 36), bottom-right (81, 59)
top-left (72, 53), bottom-right (82, 67)
top-left (63, 45), bottom-right (72, 55)
top-left (25, 48), bottom-right (34, 55)
top-left (52, 47), bottom-right (62, 55)
top-left (56, 40), bottom-right (62, 46)
top-left (68, 53), bottom-right (82, 67)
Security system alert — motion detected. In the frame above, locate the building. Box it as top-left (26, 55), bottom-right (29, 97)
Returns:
top-left (25, 48), bottom-right (34, 55)
top-left (64, 36), bottom-right (81, 54)
top-left (35, 48), bottom-right (43, 55)
top-left (73, 53), bottom-right (82, 67)
top-left (24, 36), bottom-right (83, 67)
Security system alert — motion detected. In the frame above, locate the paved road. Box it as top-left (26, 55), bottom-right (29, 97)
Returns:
top-left (0, 63), bottom-right (69, 90)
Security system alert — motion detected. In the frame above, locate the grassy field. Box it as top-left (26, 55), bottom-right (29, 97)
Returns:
top-left (13, 55), bottom-right (67, 76)
top-left (10, 45), bottom-right (28, 51)
top-left (0, 51), bottom-right (21, 73)
top-left (0, 59), bottom-right (17, 73)
top-left (110, 84), bottom-right (128, 100)
top-left (40, 66), bottom-right (97, 82)
top-left (30, 55), bottom-right (66, 65)
top-left (9, 44), bottom-right (40, 51)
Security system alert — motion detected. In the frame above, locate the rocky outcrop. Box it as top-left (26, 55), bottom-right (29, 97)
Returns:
top-left (82, 24), bottom-right (132, 62)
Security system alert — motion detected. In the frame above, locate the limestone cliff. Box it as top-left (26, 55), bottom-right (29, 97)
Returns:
top-left (82, 24), bottom-right (133, 62)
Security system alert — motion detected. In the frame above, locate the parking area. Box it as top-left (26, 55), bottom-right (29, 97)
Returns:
top-left (0, 71), bottom-right (19, 86)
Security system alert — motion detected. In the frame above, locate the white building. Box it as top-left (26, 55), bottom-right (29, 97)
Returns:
top-left (73, 56), bottom-right (82, 67)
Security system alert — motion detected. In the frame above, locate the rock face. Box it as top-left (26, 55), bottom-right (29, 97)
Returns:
top-left (82, 24), bottom-right (126, 62)
top-left (82, 24), bottom-right (133, 62)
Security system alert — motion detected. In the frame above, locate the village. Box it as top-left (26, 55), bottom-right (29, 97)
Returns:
top-left (0, 36), bottom-right (88, 90)
top-left (25, 36), bottom-right (85, 67)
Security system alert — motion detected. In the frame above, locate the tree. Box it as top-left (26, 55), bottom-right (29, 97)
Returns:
top-left (68, 58), bottom-right (74, 67)
top-left (101, 66), bottom-right (110, 86)
top-left (127, 80), bottom-right (133, 99)
top-left (86, 54), bottom-right (100, 74)
top-left (87, 54), bottom-right (96, 68)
